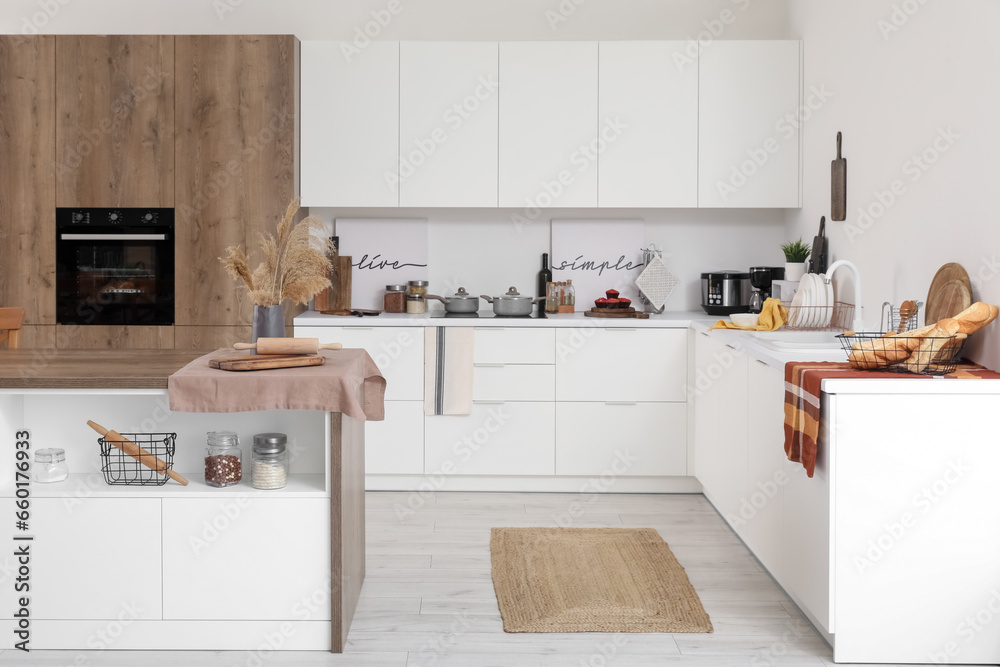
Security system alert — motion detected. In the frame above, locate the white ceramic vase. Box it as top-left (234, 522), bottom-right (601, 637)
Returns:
top-left (784, 262), bottom-right (807, 283)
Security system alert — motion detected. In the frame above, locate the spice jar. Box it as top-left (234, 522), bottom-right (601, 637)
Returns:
top-left (205, 431), bottom-right (242, 487)
top-left (252, 433), bottom-right (288, 490)
top-left (406, 293), bottom-right (427, 314)
top-left (33, 448), bottom-right (68, 483)
top-left (384, 284), bottom-right (406, 313)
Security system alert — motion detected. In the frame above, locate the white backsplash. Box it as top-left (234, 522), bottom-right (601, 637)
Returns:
top-left (311, 207), bottom-right (789, 311)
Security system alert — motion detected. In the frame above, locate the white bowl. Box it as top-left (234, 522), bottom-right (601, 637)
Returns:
top-left (729, 313), bottom-right (759, 328)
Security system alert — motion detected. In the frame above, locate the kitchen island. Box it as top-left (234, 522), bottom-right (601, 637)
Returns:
top-left (0, 349), bottom-right (377, 652)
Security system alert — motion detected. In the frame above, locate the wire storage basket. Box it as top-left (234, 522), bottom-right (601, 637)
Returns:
top-left (99, 432), bottom-right (177, 486)
top-left (836, 332), bottom-right (965, 375)
top-left (881, 301), bottom-right (923, 333)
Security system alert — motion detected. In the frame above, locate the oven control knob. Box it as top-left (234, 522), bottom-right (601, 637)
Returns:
top-left (109, 212), bottom-right (119, 222)
top-left (73, 212), bottom-right (85, 222)
top-left (144, 213), bottom-right (154, 222)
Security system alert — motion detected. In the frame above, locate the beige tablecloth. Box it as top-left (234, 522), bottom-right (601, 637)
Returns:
top-left (167, 348), bottom-right (386, 421)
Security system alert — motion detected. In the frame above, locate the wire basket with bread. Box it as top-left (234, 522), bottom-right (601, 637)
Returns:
top-left (837, 302), bottom-right (998, 375)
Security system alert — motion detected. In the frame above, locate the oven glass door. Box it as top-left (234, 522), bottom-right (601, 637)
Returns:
top-left (56, 229), bottom-right (175, 325)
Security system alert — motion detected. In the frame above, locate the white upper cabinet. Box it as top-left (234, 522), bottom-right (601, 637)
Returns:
top-left (301, 41), bottom-right (399, 207)
top-left (399, 42), bottom-right (499, 207)
top-left (597, 42), bottom-right (698, 208)
top-left (498, 42), bottom-right (598, 208)
top-left (698, 41), bottom-right (801, 208)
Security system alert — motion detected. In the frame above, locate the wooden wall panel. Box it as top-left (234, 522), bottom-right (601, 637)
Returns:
top-left (172, 325), bottom-right (280, 351)
top-left (174, 35), bottom-right (297, 327)
top-left (55, 35), bottom-right (174, 208)
top-left (0, 36), bottom-right (57, 326)
top-left (53, 325), bottom-right (174, 350)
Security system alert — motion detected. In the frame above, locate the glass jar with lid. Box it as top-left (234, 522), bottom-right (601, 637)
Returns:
top-left (407, 280), bottom-right (428, 296)
top-left (384, 284), bottom-right (407, 313)
top-left (406, 293), bottom-right (427, 314)
top-left (33, 448), bottom-right (68, 483)
top-left (205, 431), bottom-right (242, 487)
top-left (252, 433), bottom-right (288, 490)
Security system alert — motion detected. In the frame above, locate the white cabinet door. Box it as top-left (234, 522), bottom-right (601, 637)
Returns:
top-left (399, 42), bottom-right (499, 207)
top-left (366, 400), bottom-right (424, 474)
top-left (474, 327), bottom-right (555, 365)
top-left (162, 498), bottom-right (330, 620)
top-left (474, 364), bottom-right (555, 402)
top-left (301, 41), bottom-right (399, 207)
top-left (743, 358), bottom-right (788, 577)
top-left (556, 402), bottom-right (686, 476)
top-left (424, 402), bottom-right (555, 476)
top-left (294, 326), bottom-right (423, 401)
top-left (32, 498), bottom-right (162, 620)
top-left (698, 41), bottom-right (800, 208)
top-left (498, 42), bottom-right (598, 208)
top-left (597, 42), bottom-right (698, 208)
top-left (692, 332), bottom-right (748, 523)
top-left (555, 328), bottom-right (687, 402)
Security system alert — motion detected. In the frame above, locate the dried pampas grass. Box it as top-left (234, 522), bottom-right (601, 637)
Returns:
top-left (219, 198), bottom-right (333, 307)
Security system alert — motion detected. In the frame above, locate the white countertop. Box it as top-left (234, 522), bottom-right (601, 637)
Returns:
top-left (295, 309), bottom-right (710, 328)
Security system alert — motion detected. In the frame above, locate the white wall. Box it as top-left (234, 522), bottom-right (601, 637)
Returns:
top-left (311, 208), bottom-right (788, 312)
top-left (2, 0), bottom-right (788, 41)
top-left (786, 0), bottom-right (1000, 367)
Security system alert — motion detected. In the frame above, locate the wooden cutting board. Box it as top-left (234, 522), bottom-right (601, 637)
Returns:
top-left (926, 263), bottom-right (972, 324)
top-left (584, 308), bottom-right (650, 319)
top-left (209, 354), bottom-right (326, 372)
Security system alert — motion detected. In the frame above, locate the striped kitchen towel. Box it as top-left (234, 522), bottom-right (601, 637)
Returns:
top-left (424, 327), bottom-right (475, 416)
top-left (784, 360), bottom-right (1000, 477)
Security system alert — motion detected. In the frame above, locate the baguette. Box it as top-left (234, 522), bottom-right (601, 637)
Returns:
top-left (903, 319), bottom-right (961, 373)
top-left (952, 302), bottom-right (999, 335)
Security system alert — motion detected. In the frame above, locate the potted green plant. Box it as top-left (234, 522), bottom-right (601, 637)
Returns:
top-left (781, 237), bottom-right (811, 282)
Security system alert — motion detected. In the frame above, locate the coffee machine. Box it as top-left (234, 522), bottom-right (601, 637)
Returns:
top-left (748, 267), bottom-right (785, 313)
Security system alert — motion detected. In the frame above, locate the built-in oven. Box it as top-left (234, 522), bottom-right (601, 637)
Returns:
top-left (56, 208), bottom-right (175, 326)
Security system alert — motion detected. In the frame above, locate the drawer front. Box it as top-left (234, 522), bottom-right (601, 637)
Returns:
top-left (556, 402), bottom-right (687, 476)
top-left (295, 326), bottom-right (424, 400)
top-left (473, 364), bottom-right (555, 402)
top-left (366, 400), bottom-right (424, 475)
top-left (424, 402), bottom-right (555, 476)
top-left (474, 327), bottom-right (555, 364)
top-left (555, 328), bottom-right (687, 401)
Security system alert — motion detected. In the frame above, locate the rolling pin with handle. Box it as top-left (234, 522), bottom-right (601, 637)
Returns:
top-left (234, 337), bottom-right (343, 355)
top-left (86, 420), bottom-right (189, 486)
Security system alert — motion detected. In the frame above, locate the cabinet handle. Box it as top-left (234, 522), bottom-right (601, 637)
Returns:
top-left (700, 330), bottom-right (710, 337)
top-left (605, 401), bottom-right (638, 406)
top-left (473, 400), bottom-right (506, 405)
top-left (725, 343), bottom-right (737, 350)
top-left (474, 363), bottom-right (505, 368)
top-left (605, 328), bottom-right (637, 332)
top-left (755, 358), bottom-right (771, 367)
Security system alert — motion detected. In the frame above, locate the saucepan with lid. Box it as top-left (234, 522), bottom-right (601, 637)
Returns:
top-left (426, 287), bottom-right (480, 314)
top-left (480, 286), bottom-right (545, 317)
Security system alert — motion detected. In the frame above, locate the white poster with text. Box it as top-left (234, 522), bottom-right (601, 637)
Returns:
top-left (336, 218), bottom-right (429, 310)
top-left (551, 219), bottom-right (645, 310)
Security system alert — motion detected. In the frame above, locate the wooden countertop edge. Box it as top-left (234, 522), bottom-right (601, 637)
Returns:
top-left (0, 349), bottom-right (209, 389)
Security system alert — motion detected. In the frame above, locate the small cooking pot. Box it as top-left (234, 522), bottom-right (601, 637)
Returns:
top-left (426, 287), bottom-right (480, 313)
top-left (480, 286), bottom-right (544, 317)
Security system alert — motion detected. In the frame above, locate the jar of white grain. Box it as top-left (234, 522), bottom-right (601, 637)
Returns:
top-left (251, 433), bottom-right (288, 490)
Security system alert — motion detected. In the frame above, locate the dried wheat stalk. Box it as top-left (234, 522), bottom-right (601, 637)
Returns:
top-left (218, 198), bottom-right (333, 307)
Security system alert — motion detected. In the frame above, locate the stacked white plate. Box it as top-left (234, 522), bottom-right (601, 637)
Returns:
top-left (787, 273), bottom-right (834, 328)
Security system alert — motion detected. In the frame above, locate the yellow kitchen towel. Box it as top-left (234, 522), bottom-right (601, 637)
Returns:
top-left (709, 298), bottom-right (788, 331)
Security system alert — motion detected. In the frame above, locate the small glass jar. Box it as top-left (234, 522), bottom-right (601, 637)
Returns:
top-left (407, 280), bottom-right (428, 296)
top-left (384, 284), bottom-right (406, 313)
top-left (33, 448), bottom-right (68, 483)
top-left (205, 431), bottom-right (242, 487)
top-left (252, 433), bottom-right (288, 490)
top-left (406, 293), bottom-right (427, 314)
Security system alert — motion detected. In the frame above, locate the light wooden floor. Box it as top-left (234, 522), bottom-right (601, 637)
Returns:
top-left (1, 491), bottom-right (983, 666)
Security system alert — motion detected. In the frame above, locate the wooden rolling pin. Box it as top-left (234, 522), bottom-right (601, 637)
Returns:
top-left (86, 420), bottom-right (189, 486)
top-left (233, 337), bottom-right (344, 355)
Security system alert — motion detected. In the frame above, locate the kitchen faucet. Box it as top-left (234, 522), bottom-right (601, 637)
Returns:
top-left (823, 259), bottom-right (864, 332)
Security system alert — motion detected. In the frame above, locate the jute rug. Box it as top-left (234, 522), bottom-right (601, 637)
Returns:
top-left (490, 527), bottom-right (713, 633)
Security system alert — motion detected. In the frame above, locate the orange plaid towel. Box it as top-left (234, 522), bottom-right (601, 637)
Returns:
top-left (783, 361), bottom-right (1000, 477)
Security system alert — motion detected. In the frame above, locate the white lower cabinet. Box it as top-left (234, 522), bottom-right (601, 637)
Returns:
top-left (556, 328), bottom-right (687, 402)
top-left (473, 364), bottom-right (554, 402)
top-left (162, 498), bottom-right (330, 620)
top-left (366, 400), bottom-right (424, 475)
top-left (555, 402), bottom-right (686, 476)
top-left (32, 498), bottom-right (162, 620)
top-left (424, 402), bottom-right (555, 476)
top-left (295, 326), bottom-right (424, 401)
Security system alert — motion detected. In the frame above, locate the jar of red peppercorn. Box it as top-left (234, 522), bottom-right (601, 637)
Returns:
top-left (205, 431), bottom-right (242, 487)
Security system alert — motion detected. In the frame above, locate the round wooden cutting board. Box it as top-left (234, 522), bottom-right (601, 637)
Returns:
top-left (926, 263), bottom-right (972, 324)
